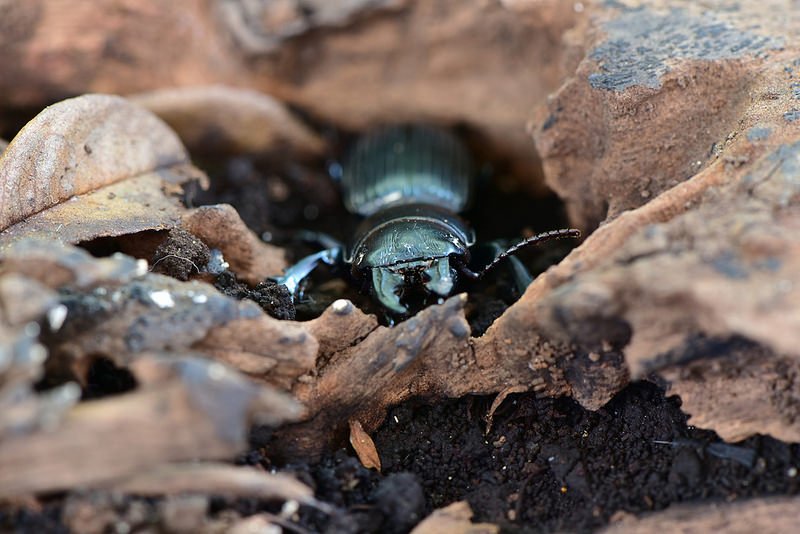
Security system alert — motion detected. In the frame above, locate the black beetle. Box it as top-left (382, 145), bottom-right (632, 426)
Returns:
top-left (274, 125), bottom-right (579, 316)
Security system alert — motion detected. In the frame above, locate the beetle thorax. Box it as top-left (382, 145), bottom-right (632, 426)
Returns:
top-left (346, 205), bottom-right (475, 315)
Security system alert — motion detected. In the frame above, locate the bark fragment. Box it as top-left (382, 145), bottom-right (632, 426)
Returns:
top-left (534, 2), bottom-right (792, 230)
top-left (411, 501), bottom-right (499, 534)
top-left (182, 204), bottom-right (287, 284)
top-left (349, 419), bottom-right (382, 471)
top-left (0, 354), bottom-right (302, 497)
top-left (602, 496), bottom-right (800, 534)
top-left (662, 341), bottom-right (800, 444)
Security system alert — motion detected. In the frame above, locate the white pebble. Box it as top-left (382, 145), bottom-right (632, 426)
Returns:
top-left (149, 290), bottom-right (175, 309)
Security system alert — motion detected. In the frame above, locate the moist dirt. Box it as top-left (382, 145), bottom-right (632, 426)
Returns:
top-left (254, 382), bottom-right (798, 533)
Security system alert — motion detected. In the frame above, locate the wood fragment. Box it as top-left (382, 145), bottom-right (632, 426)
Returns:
top-left (0, 239), bottom-right (147, 289)
top-left (349, 419), bottom-right (382, 471)
top-left (182, 204), bottom-right (287, 284)
top-left (107, 463), bottom-right (313, 503)
top-left (0, 355), bottom-right (301, 497)
top-left (411, 501), bottom-right (499, 534)
top-left (602, 496), bottom-right (800, 534)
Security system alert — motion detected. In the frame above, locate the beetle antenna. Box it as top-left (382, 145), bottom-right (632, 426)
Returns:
top-left (476, 228), bottom-right (581, 279)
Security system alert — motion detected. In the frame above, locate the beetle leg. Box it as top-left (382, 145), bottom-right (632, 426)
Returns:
top-left (292, 230), bottom-right (344, 251)
top-left (371, 267), bottom-right (407, 315)
top-left (451, 255), bottom-right (481, 281)
top-left (423, 257), bottom-right (455, 297)
top-left (273, 247), bottom-right (342, 297)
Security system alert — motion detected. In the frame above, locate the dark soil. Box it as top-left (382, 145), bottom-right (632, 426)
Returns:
top-left (150, 228), bottom-right (211, 282)
top-left (214, 271), bottom-right (296, 320)
top-left (265, 381), bottom-right (799, 533)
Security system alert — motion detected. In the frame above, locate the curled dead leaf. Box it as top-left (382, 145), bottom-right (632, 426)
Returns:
top-left (0, 94), bottom-right (206, 247)
top-left (484, 385), bottom-right (528, 435)
top-left (132, 85), bottom-right (327, 157)
top-left (349, 419), bottom-right (382, 471)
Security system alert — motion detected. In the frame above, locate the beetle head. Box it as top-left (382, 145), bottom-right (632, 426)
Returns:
top-left (370, 256), bottom-right (456, 315)
top-left (347, 204), bottom-right (475, 316)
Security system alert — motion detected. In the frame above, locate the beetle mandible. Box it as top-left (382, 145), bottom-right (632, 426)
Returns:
top-left (274, 125), bottom-right (580, 316)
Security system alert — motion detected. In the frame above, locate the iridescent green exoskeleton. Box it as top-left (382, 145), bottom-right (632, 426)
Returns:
top-left (274, 125), bottom-right (579, 316)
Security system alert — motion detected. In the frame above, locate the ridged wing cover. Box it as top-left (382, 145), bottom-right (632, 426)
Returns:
top-left (342, 125), bottom-right (473, 216)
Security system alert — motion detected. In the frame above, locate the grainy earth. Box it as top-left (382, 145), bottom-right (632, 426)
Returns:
top-left (273, 382), bottom-right (799, 533)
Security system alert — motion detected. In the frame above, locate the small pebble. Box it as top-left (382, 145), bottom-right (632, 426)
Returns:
top-left (332, 299), bottom-right (352, 315)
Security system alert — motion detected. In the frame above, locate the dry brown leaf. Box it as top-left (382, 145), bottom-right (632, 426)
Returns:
top-left (0, 94), bottom-right (205, 247)
top-left (0, 93), bottom-right (187, 229)
top-left (411, 501), bottom-right (499, 534)
top-left (132, 85), bottom-right (327, 157)
top-left (484, 385), bottom-right (528, 434)
top-left (349, 419), bottom-right (382, 471)
top-left (182, 204), bottom-right (287, 283)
